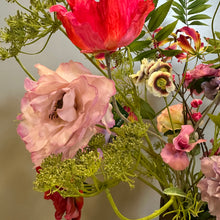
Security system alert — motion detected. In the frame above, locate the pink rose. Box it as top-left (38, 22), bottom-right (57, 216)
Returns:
top-left (197, 156), bottom-right (220, 219)
top-left (157, 104), bottom-right (184, 133)
top-left (17, 61), bottom-right (116, 167)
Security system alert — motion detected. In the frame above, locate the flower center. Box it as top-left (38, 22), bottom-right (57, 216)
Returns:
top-left (49, 95), bottom-right (64, 120)
top-left (156, 78), bottom-right (167, 90)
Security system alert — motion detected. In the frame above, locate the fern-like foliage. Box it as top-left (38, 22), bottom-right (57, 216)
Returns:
top-left (172, 0), bottom-right (211, 26)
top-left (204, 32), bottom-right (220, 68)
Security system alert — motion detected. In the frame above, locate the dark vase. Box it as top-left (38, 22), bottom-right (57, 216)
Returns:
top-left (159, 197), bottom-right (176, 220)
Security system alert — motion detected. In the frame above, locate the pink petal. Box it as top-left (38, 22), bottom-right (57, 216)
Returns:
top-left (161, 143), bottom-right (189, 170)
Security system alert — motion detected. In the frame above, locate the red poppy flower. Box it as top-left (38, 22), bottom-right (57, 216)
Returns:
top-left (50, 0), bottom-right (154, 53)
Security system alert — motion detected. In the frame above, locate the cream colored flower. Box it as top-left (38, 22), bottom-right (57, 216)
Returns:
top-left (130, 58), bottom-right (155, 83)
top-left (147, 71), bottom-right (175, 97)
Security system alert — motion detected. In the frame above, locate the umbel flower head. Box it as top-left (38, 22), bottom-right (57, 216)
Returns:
top-left (17, 61), bottom-right (116, 167)
top-left (50, 0), bottom-right (154, 53)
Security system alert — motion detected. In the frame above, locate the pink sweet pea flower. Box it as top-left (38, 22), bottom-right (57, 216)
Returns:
top-left (173, 125), bottom-right (205, 152)
top-left (160, 143), bottom-right (190, 170)
top-left (50, 0), bottom-right (154, 53)
top-left (161, 125), bottom-right (206, 170)
top-left (17, 61), bottom-right (116, 167)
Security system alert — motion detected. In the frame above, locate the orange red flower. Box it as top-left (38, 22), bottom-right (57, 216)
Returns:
top-left (50, 0), bottom-right (154, 53)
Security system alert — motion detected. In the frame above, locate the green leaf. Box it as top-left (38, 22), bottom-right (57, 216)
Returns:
top-left (135, 31), bottom-right (146, 41)
top-left (133, 49), bottom-right (157, 61)
top-left (172, 1), bottom-right (185, 13)
top-left (172, 7), bottom-right (183, 16)
top-left (148, 0), bottom-right (173, 32)
top-left (206, 46), bottom-right (220, 54)
top-left (160, 49), bottom-right (183, 56)
top-left (203, 58), bottom-right (220, 64)
top-left (188, 14), bottom-right (211, 21)
top-left (188, 0), bottom-right (209, 9)
top-left (154, 20), bottom-right (178, 42)
top-left (189, 21), bottom-right (208, 26)
top-left (188, 4), bottom-right (211, 15)
top-left (206, 38), bottom-right (220, 46)
top-left (173, 15), bottom-right (186, 24)
top-left (129, 40), bottom-right (152, 52)
top-left (164, 187), bottom-right (186, 197)
top-left (178, 0), bottom-right (185, 7)
top-left (208, 113), bottom-right (220, 128)
top-left (139, 98), bottom-right (156, 119)
top-left (215, 31), bottom-right (220, 40)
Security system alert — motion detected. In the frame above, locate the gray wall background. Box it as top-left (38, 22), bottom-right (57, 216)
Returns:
top-left (0, 1), bottom-right (219, 220)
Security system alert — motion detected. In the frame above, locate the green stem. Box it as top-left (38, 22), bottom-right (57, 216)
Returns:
top-left (164, 97), bottom-right (175, 133)
top-left (84, 53), bottom-right (108, 77)
top-left (194, 91), bottom-right (220, 132)
top-left (105, 53), bottom-right (130, 124)
top-left (20, 31), bottom-right (53, 55)
top-left (138, 177), bottom-right (165, 198)
top-left (105, 188), bottom-right (174, 220)
top-left (147, 129), bottom-right (166, 144)
top-left (14, 56), bottom-right (36, 81)
top-left (211, 1), bottom-right (220, 63)
top-left (15, 0), bottom-right (33, 13)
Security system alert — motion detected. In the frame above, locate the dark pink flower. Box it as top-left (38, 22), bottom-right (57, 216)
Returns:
top-left (17, 61), bottom-right (116, 167)
top-left (191, 99), bottom-right (203, 108)
top-left (50, 0), bottom-right (154, 53)
top-left (191, 112), bottom-right (202, 122)
top-left (197, 156), bottom-right (220, 219)
top-left (184, 64), bottom-right (220, 94)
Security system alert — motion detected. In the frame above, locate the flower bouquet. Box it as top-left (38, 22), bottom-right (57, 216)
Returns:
top-left (1, 0), bottom-right (220, 219)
